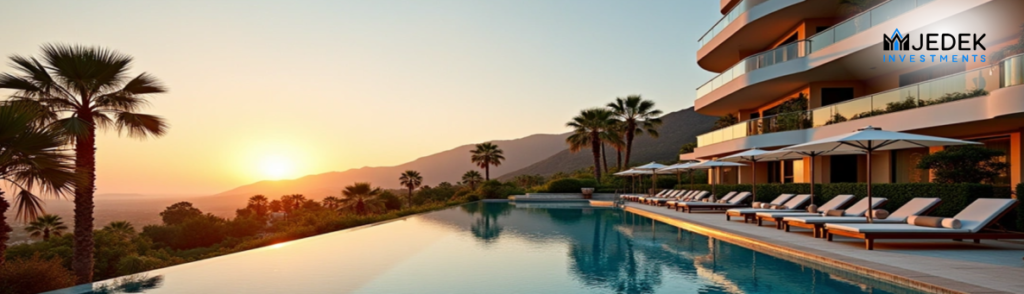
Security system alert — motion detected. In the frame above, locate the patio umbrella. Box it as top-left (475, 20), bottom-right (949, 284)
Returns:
top-left (614, 169), bottom-right (642, 194)
top-left (760, 148), bottom-right (866, 207)
top-left (782, 126), bottom-right (980, 222)
top-left (688, 160), bottom-right (747, 201)
top-left (634, 162), bottom-right (668, 195)
top-left (719, 148), bottom-right (772, 199)
top-left (658, 161), bottom-right (700, 188)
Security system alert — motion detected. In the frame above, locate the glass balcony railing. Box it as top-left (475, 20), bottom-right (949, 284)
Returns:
top-left (696, 40), bottom-right (811, 98)
top-left (809, 0), bottom-right (932, 53)
top-left (696, 0), bottom-right (934, 100)
top-left (697, 0), bottom-right (768, 48)
top-left (696, 53), bottom-right (1024, 148)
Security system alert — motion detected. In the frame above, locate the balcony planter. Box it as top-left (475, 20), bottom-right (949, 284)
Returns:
top-left (581, 188), bottom-right (594, 200)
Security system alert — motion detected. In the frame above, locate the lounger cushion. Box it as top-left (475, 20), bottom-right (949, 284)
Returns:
top-left (727, 208), bottom-right (804, 214)
top-left (825, 210), bottom-right (845, 217)
top-left (785, 216), bottom-right (906, 225)
top-left (908, 216), bottom-right (961, 229)
top-left (755, 211), bottom-right (822, 218)
top-left (954, 198), bottom-right (1016, 232)
top-left (825, 223), bottom-right (970, 233)
top-left (869, 209), bottom-right (889, 219)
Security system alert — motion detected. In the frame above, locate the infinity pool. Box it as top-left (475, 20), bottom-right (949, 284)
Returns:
top-left (52, 202), bottom-right (925, 293)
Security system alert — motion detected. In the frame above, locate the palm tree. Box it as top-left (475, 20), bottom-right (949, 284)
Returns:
top-left (0, 44), bottom-right (169, 282)
top-left (462, 170), bottom-right (483, 190)
top-left (566, 108), bottom-right (619, 181)
top-left (26, 214), bottom-right (68, 241)
top-left (0, 104), bottom-right (76, 266)
top-left (246, 195), bottom-right (270, 218)
top-left (322, 196), bottom-right (344, 210)
top-left (340, 182), bottom-right (384, 215)
top-left (470, 142), bottom-right (504, 180)
top-left (399, 170), bottom-right (423, 207)
top-left (607, 95), bottom-right (662, 168)
top-left (102, 221), bottom-right (135, 241)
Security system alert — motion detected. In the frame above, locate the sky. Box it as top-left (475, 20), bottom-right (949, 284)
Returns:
top-left (0, 0), bottom-right (719, 196)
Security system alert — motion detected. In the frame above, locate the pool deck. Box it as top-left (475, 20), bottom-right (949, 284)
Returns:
top-left (624, 202), bottom-right (1024, 294)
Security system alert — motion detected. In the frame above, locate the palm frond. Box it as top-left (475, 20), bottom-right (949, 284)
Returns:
top-left (13, 190), bottom-right (45, 223)
top-left (115, 112), bottom-right (168, 138)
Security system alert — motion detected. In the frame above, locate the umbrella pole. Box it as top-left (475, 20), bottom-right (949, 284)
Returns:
top-left (809, 154), bottom-right (815, 206)
top-left (752, 160), bottom-right (757, 200)
top-left (689, 170), bottom-right (694, 190)
top-left (866, 148), bottom-right (874, 223)
top-left (712, 167), bottom-right (718, 201)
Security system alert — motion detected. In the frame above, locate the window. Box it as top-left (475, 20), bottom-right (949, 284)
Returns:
top-left (821, 88), bottom-right (855, 106)
top-left (898, 63), bottom-right (966, 87)
top-left (830, 155), bottom-right (859, 183)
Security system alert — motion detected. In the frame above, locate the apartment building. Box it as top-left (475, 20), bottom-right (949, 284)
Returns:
top-left (687, 0), bottom-right (1024, 187)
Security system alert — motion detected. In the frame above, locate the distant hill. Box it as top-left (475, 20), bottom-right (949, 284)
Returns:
top-left (497, 107), bottom-right (715, 180)
top-left (211, 133), bottom-right (570, 200)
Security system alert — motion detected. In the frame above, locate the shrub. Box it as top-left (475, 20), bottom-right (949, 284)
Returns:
top-left (0, 254), bottom-right (75, 294)
top-left (544, 178), bottom-right (599, 193)
top-left (917, 145), bottom-right (1008, 184)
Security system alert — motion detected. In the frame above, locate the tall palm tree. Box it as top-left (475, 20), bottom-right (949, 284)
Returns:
top-left (607, 95), bottom-right (662, 168)
top-left (566, 108), bottom-right (619, 181)
top-left (0, 44), bottom-right (169, 282)
top-left (102, 220), bottom-right (135, 241)
top-left (462, 170), bottom-right (483, 190)
top-left (399, 170), bottom-right (423, 207)
top-left (608, 122), bottom-right (628, 170)
top-left (470, 142), bottom-right (504, 180)
top-left (26, 214), bottom-right (68, 241)
top-left (340, 182), bottom-right (383, 215)
top-left (246, 195), bottom-right (270, 218)
top-left (0, 104), bottom-right (76, 266)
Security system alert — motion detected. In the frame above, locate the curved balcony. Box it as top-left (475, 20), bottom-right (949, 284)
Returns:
top-left (698, 0), bottom-right (768, 48)
top-left (696, 53), bottom-right (1023, 149)
top-left (695, 0), bottom-right (932, 103)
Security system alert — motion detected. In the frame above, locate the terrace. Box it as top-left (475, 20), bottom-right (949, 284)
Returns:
top-left (695, 53), bottom-right (1024, 149)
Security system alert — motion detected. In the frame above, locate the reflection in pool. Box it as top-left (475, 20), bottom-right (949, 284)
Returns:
top-left (50, 202), bottom-right (925, 294)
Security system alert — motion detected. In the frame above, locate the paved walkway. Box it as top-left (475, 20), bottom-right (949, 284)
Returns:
top-left (624, 202), bottom-right (1024, 294)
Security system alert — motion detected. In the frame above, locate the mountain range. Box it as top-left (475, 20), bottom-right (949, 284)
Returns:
top-left (212, 107), bottom-right (715, 201)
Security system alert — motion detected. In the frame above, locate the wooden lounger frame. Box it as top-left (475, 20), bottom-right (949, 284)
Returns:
top-left (825, 202), bottom-right (1024, 250)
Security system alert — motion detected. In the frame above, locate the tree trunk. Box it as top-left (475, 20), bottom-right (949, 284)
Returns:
top-left (72, 110), bottom-right (97, 284)
top-left (43, 228), bottom-right (51, 241)
top-left (407, 188), bottom-right (413, 208)
top-left (0, 194), bottom-right (9, 267)
top-left (601, 143), bottom-right (609, 173)
top-left (591, 131), bottom-right (602, 181)
top-left (484, 160), bottom-right (490, 181)
top-left (616, 149), bottom-right (622, 170)
top-left (624, 121), bottom-right (636, 167)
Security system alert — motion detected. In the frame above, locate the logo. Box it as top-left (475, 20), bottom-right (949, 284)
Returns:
top-left (882, 29), bottom-right (987, 63)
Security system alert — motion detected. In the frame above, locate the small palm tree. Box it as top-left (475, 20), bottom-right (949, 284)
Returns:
top-left (0, 104), bottom-right (76, 266)
top-left (462, 170), bottom-right (484, 190)
top-left (567, 108), bottom-right (619, 181)
top-left (322, 196), bottom-right (344, 210)
top-left (470, 143), bottom-right (504, 180)
top-left (340, 183), bottom-right (383, 215)
top-left (0, 44), bottom-right (169, 283)
top-left (399, 170), bottom-right (423, 207)
top-left (26, 214), bottom-right (68, 241)
top-left (607, 95), bottom-right (662, 168)
top-left (102, 221), bottom-right (135, 241)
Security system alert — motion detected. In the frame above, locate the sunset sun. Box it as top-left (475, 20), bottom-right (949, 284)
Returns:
top-left (259, 155), bottom-right (295, 180)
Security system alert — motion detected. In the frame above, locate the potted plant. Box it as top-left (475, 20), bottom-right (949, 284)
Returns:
top-left (581, 188), bottom-right (594, 199)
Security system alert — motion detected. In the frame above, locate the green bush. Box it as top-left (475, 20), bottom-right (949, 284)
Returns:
top-left (544, 178), bottom-right (598, 193)
top-left (0, 254), bottom-right (75, 294)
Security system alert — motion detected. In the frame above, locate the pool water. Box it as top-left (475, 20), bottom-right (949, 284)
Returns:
top-left (52, 202), bottom-right (926, 294)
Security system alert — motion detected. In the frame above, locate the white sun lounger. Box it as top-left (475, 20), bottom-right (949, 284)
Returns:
top-left (783, 197), bottom-right (940, 238)
top-left (752, 195), bottom-right (858, 229)
top-left (726, 194), bottom-right (809, 223)
top-left (825, 198), bottom-right (1023, 250)
top-left (676, 192), bottom-right (752, 213)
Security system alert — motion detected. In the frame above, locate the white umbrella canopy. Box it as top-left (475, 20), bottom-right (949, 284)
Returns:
top-left (780, 126), bottom-right (980, 222)
top-left (633, 162), bottom-right (670, 195)
top-left (658, 161), bottom-right (701, 190)
top-left (634, 162), bottom-right (668, 170)
top-left (689, 160), bottom-right (747, 201)
top-left (719, 148), bottom-right (774, 199)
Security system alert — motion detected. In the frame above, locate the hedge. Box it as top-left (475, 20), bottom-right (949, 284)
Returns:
top-left (673, 183), bottom-right (1021, 229)
top-left (544, 178), bottom-right (599, 193)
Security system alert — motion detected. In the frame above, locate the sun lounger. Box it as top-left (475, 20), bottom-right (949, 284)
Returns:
top-left (654, 190), bottom-right (717, 206)
top-left (666, 191), bottom-right (710, 209)
top-left (649, 190), bottom-right (688, 206)
top-left (726, 194), bottom-right (808, 223)
top-left (752, 195), bottom-right (857, 229)
top-left (675, 192), bottom-right (752, 213)
top-left (637, 190), bottom-right (673, 203)
top-left (783, 197), bottom-right (939, 238)
top-left (825, 198), bottom-right (1023, 250)
top-left (669, 191), bottom-right (739, 209)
